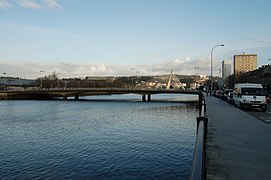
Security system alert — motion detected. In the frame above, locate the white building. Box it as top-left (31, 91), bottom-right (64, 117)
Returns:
top-left (0, 77), bottom-right (36, 86)
top-left (222, 60), bottom-right (232, 80)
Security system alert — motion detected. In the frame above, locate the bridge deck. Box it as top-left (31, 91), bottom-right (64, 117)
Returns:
top-left (205, 96), bottom-right (271, 179)
top-left (0, 88), bottom-right (199, 100)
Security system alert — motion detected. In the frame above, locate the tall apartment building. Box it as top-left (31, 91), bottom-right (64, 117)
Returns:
top-left (222, 60), bottom-right (232, 80)
top-left (233, 53), bottom-right (257, 75)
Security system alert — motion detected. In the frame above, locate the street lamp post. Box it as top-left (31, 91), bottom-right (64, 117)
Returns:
top-left (131, 68), bottom-right (135, 90)
top-left (195, 66), bottom-right (200, 89)
top-left (3, 73), bottom-right (6, 89)
top-left (130, 67), bottom-right (141, 90)
top-left (210, 44), bottom-right (224, 93)
top-left (40, 70), bottom-right (44, 88)
top-left (219, 69), bottom-right (222, 90)
top-left (195, 66), bottom-right (200, 75)
top-left (56, 73), bottom-right (60, 88)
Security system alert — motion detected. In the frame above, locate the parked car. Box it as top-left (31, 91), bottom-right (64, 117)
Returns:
top-left (215, 90), bottom-right (222, 98)
top-left (227, 92), bottom-right (234, 104)
top-left (221, 89), bottom-right (233, 101)
top-left (212, 90), bottom-right (216, 96)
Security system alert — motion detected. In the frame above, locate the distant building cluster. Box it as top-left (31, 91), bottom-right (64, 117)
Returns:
top-left (221, 53), bottom-right (258, 81)
top-left (0, 74), bottom-right (206, 91)
top-left (218, 52), bottom-right (271, 94)
top-left (0, 77), bottom-right (36, 89)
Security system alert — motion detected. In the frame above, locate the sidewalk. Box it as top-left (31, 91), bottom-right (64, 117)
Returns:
top-left (205, 96), bottom-right (271, 180)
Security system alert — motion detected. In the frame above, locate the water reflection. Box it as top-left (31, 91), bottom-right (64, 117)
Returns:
top-left (0, 95), bottom-right (197, 179)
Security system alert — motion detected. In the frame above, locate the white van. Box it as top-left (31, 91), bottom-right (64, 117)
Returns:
top-left (233, 83), bottom-right (267, 112)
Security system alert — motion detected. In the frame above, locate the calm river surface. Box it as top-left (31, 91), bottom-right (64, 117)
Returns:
top-left (0, 94), bottom-right (198, 179)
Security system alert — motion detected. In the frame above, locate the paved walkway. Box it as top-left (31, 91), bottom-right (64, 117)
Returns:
top-left (205, 96), bottom-right (271, 180)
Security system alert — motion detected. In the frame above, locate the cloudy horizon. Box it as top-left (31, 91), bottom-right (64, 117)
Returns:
top-left (0, 56), bottom-right (213, 79)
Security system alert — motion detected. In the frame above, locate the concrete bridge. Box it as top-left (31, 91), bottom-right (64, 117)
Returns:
top-left (0, 88), bottom-right (200, 101)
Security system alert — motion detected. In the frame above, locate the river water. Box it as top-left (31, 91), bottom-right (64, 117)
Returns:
top-left (0, 94), bottom-right (198, 179)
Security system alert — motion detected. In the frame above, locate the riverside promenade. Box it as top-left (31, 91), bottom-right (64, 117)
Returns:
top-left (205, 96), bottom-right (271, 180)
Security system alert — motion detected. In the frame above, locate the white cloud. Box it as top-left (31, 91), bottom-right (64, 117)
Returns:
top-left (42, 0), bottom-right (62, 11)
top-left (18, 0), bottom-right (42, 9)
top-left (151, 57), bottom-right (211, 75)
top-left (0, 0), bottom-right (13, 9)
top-left (0, 0), bottom-right (63, 11)
top-left (0, 58), bottom-right (213, 79)
top-left (18, 24), bottom-right (88, 38)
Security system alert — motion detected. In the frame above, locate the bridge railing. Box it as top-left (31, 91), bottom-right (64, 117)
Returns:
top-left (189, 91), bottom-right (208, 180)
top-left (0, 87), bottom-right (199, 94)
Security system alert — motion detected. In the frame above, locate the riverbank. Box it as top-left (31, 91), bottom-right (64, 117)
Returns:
top-left (0, 92), bottom-right (7, 100)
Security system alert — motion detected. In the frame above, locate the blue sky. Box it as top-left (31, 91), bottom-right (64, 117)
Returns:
top-left (0, 0), bottom-right (271, 78)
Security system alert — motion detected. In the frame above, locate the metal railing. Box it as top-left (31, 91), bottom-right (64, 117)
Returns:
top-left (189, 91), bottom-right (208, 180)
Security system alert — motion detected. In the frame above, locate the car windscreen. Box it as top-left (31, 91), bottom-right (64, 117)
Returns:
top-left (241, 88), bottom-right (264, 96)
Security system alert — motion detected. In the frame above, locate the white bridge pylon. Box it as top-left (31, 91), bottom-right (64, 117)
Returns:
top-left (166, 69), bottom-right (185, 90)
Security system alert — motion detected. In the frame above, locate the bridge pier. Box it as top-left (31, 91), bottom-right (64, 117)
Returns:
top-left (75, 94), bottom-right (79, 100)
top-left (147, 94), bottom-right (151, 102)
top-left (142, 95), bottom-right (146, 102)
